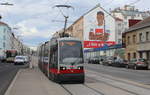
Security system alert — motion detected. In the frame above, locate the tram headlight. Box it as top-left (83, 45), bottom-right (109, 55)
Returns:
top-left (60, 66), bottom-right (67, 70)
top-left (78, 66), bottom-right (84, 70)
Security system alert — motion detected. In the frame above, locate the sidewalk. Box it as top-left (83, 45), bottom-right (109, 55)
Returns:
top-left (4, 57), bottom-right (69, 95)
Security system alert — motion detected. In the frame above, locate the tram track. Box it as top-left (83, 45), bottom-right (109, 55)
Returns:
top-left (60, 83), bottom-right (104, 95)
top-left (60, 84), bottom-right (73, 95)
top-left (85, 75), bottom-right (146, 95)
top-left (83, 84), bottom-right (105, 95)
top-left (59, 71), bottom-right (150, 95)
top-left (87, 70), bottom-right (150, 90)
top-left (86, 64), bottom-right (150, 86)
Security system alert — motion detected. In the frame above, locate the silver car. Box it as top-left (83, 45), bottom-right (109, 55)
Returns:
top-left (14, 56), bottom-right (25, 65)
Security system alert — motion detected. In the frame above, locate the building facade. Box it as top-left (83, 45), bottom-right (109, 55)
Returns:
top-left (124, 30), bottom-right (138, 60)
top-left (0, 21), bottom-right (28, 60)
top-left (111, 5), bottom-right (150, 44)
top-left (115, 18), bottom-right (124, 44)
top-left (0, 22), bottom-right (12, 58)
top-left (54, 5), bottom-right (150, 59)
top-left (64, 4), bottom-right (116, 48)
top-left (71, 17), bottom-right (84, 40)
top-left (123, 16), bottom-right (150, 60)
top-left (54, 4), bottom-right (120, 58)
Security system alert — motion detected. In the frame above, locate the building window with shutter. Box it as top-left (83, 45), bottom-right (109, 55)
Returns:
top-left (127, 36), bottom-right (130, 45)
top-left (146, 32), bottom-right (149, 41)
top-left (133, 35), bottom-right (136, 44)
top-left (3, 42), bottom-right (5, 48)
top-left (139, 33), bottom-right (142, 42)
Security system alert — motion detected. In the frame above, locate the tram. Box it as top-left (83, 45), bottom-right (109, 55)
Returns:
top-left (38, 37), bottom-right (85, 83)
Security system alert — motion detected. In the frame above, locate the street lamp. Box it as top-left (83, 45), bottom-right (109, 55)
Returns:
top-left (0, 2), bottom-right (13, 20)
top-left (0, 2), bottom-right (13, 6)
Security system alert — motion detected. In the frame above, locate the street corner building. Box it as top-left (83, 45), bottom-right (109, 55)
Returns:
top-left (123, 16), bottom-right (150, 61)
top-left (0, 21), bottom-right (12, 61)
top-left (0, 21), bottom-right (30, 62)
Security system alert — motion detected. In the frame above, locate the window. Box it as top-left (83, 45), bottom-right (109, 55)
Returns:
top-left (118, 30), bottom-right (122, 35)
top-left (146, 52), bottom-right (150, 60)
top-left (127, 36), bottom-right (130, 45)
top-left (3, 29), bottom-right (6, 34)
top-left (118, 39), bottom-right (122, 44)
top-left (3, 36), bottom-right (6, 40)
top-left (128, 53), bottom-right (131, 61)
top-left (3, 42), bottom-right (5, 48)
top-left (118, 23), bottom-right (121, 27)
top-left (146, 32), bottom-right (149, 41)
top-left (139, 52), bottom-right (143, 58)
top-left (133, 52), bottom-right (136, 59)
top-left (139, 33), bottom-right (142, 42)
top-left (50, 44), bottom-right (58, 68)
top-left (133, 35), bottom-right (136, 44)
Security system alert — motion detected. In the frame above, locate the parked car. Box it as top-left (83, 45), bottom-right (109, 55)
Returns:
top-left (14, 56), bottom-right (25, 65)
top-left (90, 57), bottom-right (100, 64)
top-left (102, 56), bottom-right (115, 66)
top-left (0, 56), bottom-right (6, 62)
top-left (126, 58), bottom-right (149, 70)
top-left (88, 57), bottom-right (92, 63)
top-left (112, 59), bottom-right (128, 67)
top-left (23, 56), bottom-right (30, 63)
top-left (99, 56), bottom-right (106, 64)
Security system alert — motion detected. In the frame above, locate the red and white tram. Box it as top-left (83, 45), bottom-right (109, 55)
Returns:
top-left (38, 37), bottom-right (85, 83)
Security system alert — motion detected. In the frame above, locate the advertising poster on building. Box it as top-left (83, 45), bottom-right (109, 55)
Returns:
top-left (83, 5), bottom-right (116, 48)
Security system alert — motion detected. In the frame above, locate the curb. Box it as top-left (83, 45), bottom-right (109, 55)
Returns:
top-left (4, 70), bottom-right (21, 95)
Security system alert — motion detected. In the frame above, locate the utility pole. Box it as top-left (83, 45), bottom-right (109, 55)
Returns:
top-left (53, 5), bottom-right (74, 37)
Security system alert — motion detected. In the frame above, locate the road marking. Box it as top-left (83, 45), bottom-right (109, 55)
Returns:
top-left (4, 70), bottom-right (21, 95)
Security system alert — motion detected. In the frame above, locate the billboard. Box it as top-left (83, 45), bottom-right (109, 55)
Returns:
top-left (84, 41), bottom-right (116, 48)
top-left (129, 19), bottom-right (141, 27)
top-left (83, 5), bottom-right (116, 48)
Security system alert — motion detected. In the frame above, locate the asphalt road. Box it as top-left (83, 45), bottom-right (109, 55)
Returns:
top-left (3, 58), bottom-right (150, 95)
top-left (0, 62), bottom-right (28, 95)
top-left (85, 63), bottom-right (150, 85)
top-left (56, 64), bottom-right (150, 95)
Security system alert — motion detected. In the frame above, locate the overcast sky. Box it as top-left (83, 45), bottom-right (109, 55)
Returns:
top-left (0, 0), bottom-right (149, 47)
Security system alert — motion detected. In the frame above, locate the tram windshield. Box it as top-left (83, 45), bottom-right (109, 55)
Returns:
top-left (59, 40), bottom-right (83, 64)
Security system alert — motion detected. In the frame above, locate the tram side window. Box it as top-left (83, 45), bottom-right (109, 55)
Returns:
top-left (50, 45), bottom-right (58, 68)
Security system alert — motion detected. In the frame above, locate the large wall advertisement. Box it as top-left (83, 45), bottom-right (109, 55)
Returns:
top-left (83, 6), bottom-right (116, 48)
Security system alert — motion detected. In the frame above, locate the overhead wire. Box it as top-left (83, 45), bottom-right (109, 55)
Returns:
top-left (129, 0), bottom-right (141, 5)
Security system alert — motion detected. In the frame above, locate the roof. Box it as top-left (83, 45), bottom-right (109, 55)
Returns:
top-left (0, 21), bottom-right (8, 26)
top-left (68, 4), bottom-right (102, 27)
top-left (83, 4), bottom-right (114, 18)
top-left (115, 17), bottom-right (123, 21)
top-left (126, 16), bottom-right (150, 32)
